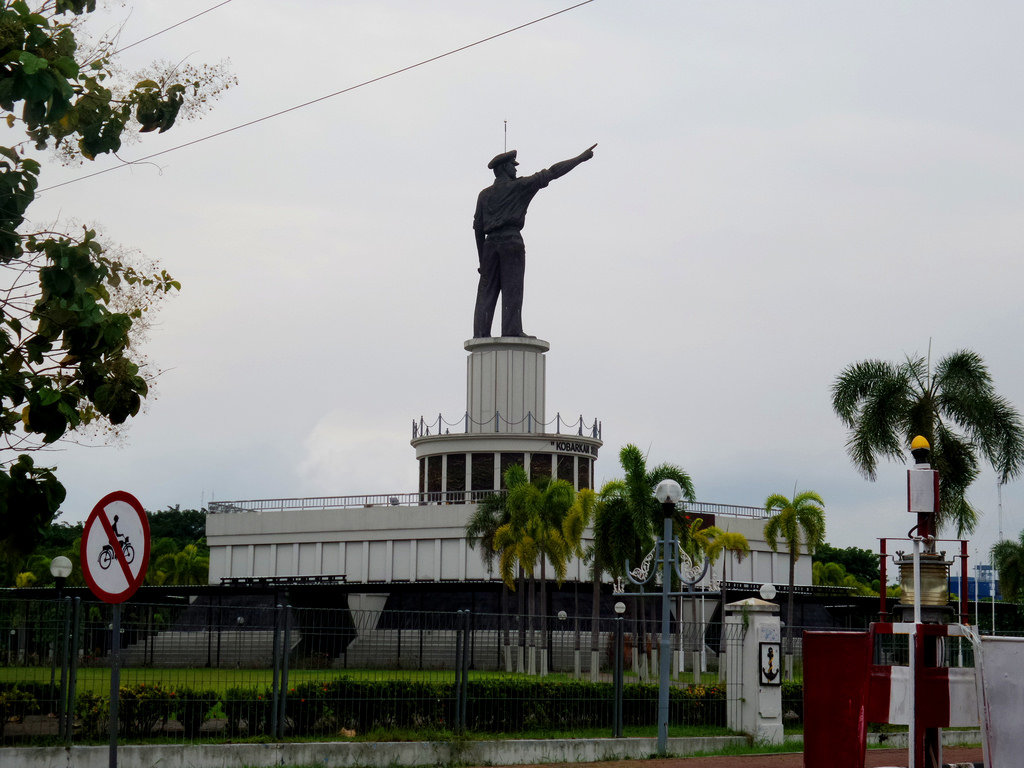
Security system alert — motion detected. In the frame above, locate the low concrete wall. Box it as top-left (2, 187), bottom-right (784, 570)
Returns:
top-left (3, 736), bottom-right (746, 768)
top-left (0, 731), bottom-right (983, 768)
top-left (781, 730), bottom-right (983, 748)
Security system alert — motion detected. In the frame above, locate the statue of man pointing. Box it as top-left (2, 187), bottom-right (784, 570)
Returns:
top-left (472, 144), bottom-right (597, 338)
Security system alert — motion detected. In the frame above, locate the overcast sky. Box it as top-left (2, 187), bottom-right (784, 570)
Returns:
top-left (25, 1), bottom-right (1024, 570)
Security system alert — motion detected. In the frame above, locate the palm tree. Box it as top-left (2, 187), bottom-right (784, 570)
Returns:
top-left (531, 477), bottom-right (594, 675)
top-left (153, 544), bottom-right (209, 585)
top-left (677, 518), bottom-right (722, 662)
top-left (563, 488), bottom-right (596, 565)
top-left (831, 348), bottom-right (1024, 535)
top-left (529, 474), bottom-right (573, 677)
top-left (146, 538), bottom-right (181, 585)
top-left (763, 490), bottom-right (825, 668)
top-left (564, 487), bottom-right (595, 676)
top-left (705, 528), bottom-right (751, 633)
top-left (465, 492), bottom-right (508, 578)
top-left (492, 464), bottom-right (582, 674)
top-left (465, 489), bottom-right (516, 669)
top-left (992, 531), bottom-right (1024, 602)
top-left (591, 444), bottom-right (696, 678)
top-left (812, 561), bottom-right (873, 595)
top-left (592, 444), bottom-right (696, 580)
top-left (491, 465), bottom-right (535, 672)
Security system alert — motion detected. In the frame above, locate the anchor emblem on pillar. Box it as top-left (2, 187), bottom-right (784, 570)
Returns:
top-left (762, 645), bottom-right (779, 682)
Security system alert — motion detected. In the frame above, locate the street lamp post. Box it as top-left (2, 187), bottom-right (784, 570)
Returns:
top-left (557, 610), bottom-right (567, 675)
top-left (613, 601), bottom-right (626, 738)
top-left (50, 556), bottom-right (72, 599)
top-left (48, 557), bottom-right (72, 715)
top-left (616, 479), bottom-right (712, 756)
top-left (653, 480), bottom-right (678, 755)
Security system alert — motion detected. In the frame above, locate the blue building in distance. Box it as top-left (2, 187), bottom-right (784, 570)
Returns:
top-left (949, 564), bottom-right (1001, 602)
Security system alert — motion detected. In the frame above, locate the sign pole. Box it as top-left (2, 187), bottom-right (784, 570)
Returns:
top-left (109, 602), bottom-right (120, 768)
top-left (79, 491), bottom-right (150, 768)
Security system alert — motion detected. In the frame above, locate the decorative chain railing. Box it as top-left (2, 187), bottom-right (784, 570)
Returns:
top-left (412, 412), bottom-right (601, 439)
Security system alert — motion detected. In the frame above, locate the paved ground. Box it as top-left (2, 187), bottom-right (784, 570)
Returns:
top-left (474, 747), bottom-right (984, 767)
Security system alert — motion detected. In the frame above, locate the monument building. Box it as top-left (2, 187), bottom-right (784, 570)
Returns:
top-left (205, 146), bottom-right (811, 617)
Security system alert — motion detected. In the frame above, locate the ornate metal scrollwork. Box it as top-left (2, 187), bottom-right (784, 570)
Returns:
top-left (630, 547), bottom-right (656, 583)
top-left (676, 550), bottom-right (710, 586)
top-left (617, 535), bottom-right (714, 595)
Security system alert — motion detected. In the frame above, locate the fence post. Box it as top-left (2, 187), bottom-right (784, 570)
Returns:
top-left (453, 610), bottom-right (464, 731)
top-left (460, 610), bottom-right (471, 729)
top-left (64, 597), bottom-right (81, 745)
top-left (279, 605), bottom-right (292, 738)
top-left (270, 604), bottom-right (282, 738)
top-left (109, 603), bottom-right (122, 765)
top-left (57, 597), bottom-right (71, 739)
top-left (613, 614), bottom-right (624, 738)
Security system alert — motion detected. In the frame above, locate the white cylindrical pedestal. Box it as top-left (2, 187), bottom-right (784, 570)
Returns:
top-left (465, 337), bottom-right (549, 434)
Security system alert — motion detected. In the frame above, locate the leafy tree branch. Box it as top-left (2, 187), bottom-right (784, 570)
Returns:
top-left (0, 1), bottom-right (232, 558)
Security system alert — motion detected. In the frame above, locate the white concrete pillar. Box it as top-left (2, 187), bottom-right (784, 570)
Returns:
top-left (724, 598), bottom-right (783, 745)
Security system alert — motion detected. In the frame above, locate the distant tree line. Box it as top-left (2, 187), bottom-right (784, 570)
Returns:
top-left (3, 506), bottom-right (208, 588)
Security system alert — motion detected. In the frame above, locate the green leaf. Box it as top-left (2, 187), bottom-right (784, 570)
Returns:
top-left (52, 56), bottom-right (79, 79)
top-left (18, 52), bottom-right (48, 75)
top-left (36, 388), bottom-right (60, 406)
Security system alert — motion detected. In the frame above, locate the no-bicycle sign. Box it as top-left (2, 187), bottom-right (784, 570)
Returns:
top-left (80, 491), bottom-right (150, 603)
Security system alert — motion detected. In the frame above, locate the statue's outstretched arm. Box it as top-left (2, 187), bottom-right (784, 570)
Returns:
top-left (547, 143), bottom-right (597, 180)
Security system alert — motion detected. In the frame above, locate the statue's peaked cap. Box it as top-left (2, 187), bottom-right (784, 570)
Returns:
top-left (488, 150), bottom-right (518, 170)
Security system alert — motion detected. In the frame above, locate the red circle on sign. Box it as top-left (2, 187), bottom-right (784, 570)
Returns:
top-left (80, 491), bottom-right (150, 604)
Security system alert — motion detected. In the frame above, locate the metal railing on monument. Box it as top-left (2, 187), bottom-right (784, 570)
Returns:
top-left (411, 411), bottom-right (602, 439)
top-left (207, 495), bottom-right (773, 518)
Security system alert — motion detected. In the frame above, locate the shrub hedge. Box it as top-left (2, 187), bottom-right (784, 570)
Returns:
top-left (56, 677), bottom-right (745, 740)
top-left (0, 685), bottom-right (39, 738)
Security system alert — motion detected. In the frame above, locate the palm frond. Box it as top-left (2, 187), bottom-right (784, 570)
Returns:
top-left (648, 463), bottom-right (697, 502)
top-left (833, 347), bottom-right (1024, 536)
top-left (992, 532), bottom-right (1024, 601)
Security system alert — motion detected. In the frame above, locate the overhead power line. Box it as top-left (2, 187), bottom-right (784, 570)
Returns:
top-left (116, 0), bottom-right (238, 55)
top-left (40, 0), bottom-right (596, 193)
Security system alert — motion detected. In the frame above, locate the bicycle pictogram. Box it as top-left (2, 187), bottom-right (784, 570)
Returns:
top-left (98, 535), bottom-right (134, 569)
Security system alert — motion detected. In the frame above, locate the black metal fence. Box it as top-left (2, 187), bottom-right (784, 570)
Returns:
top-left (0, 595), bottom-right (746, 746)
